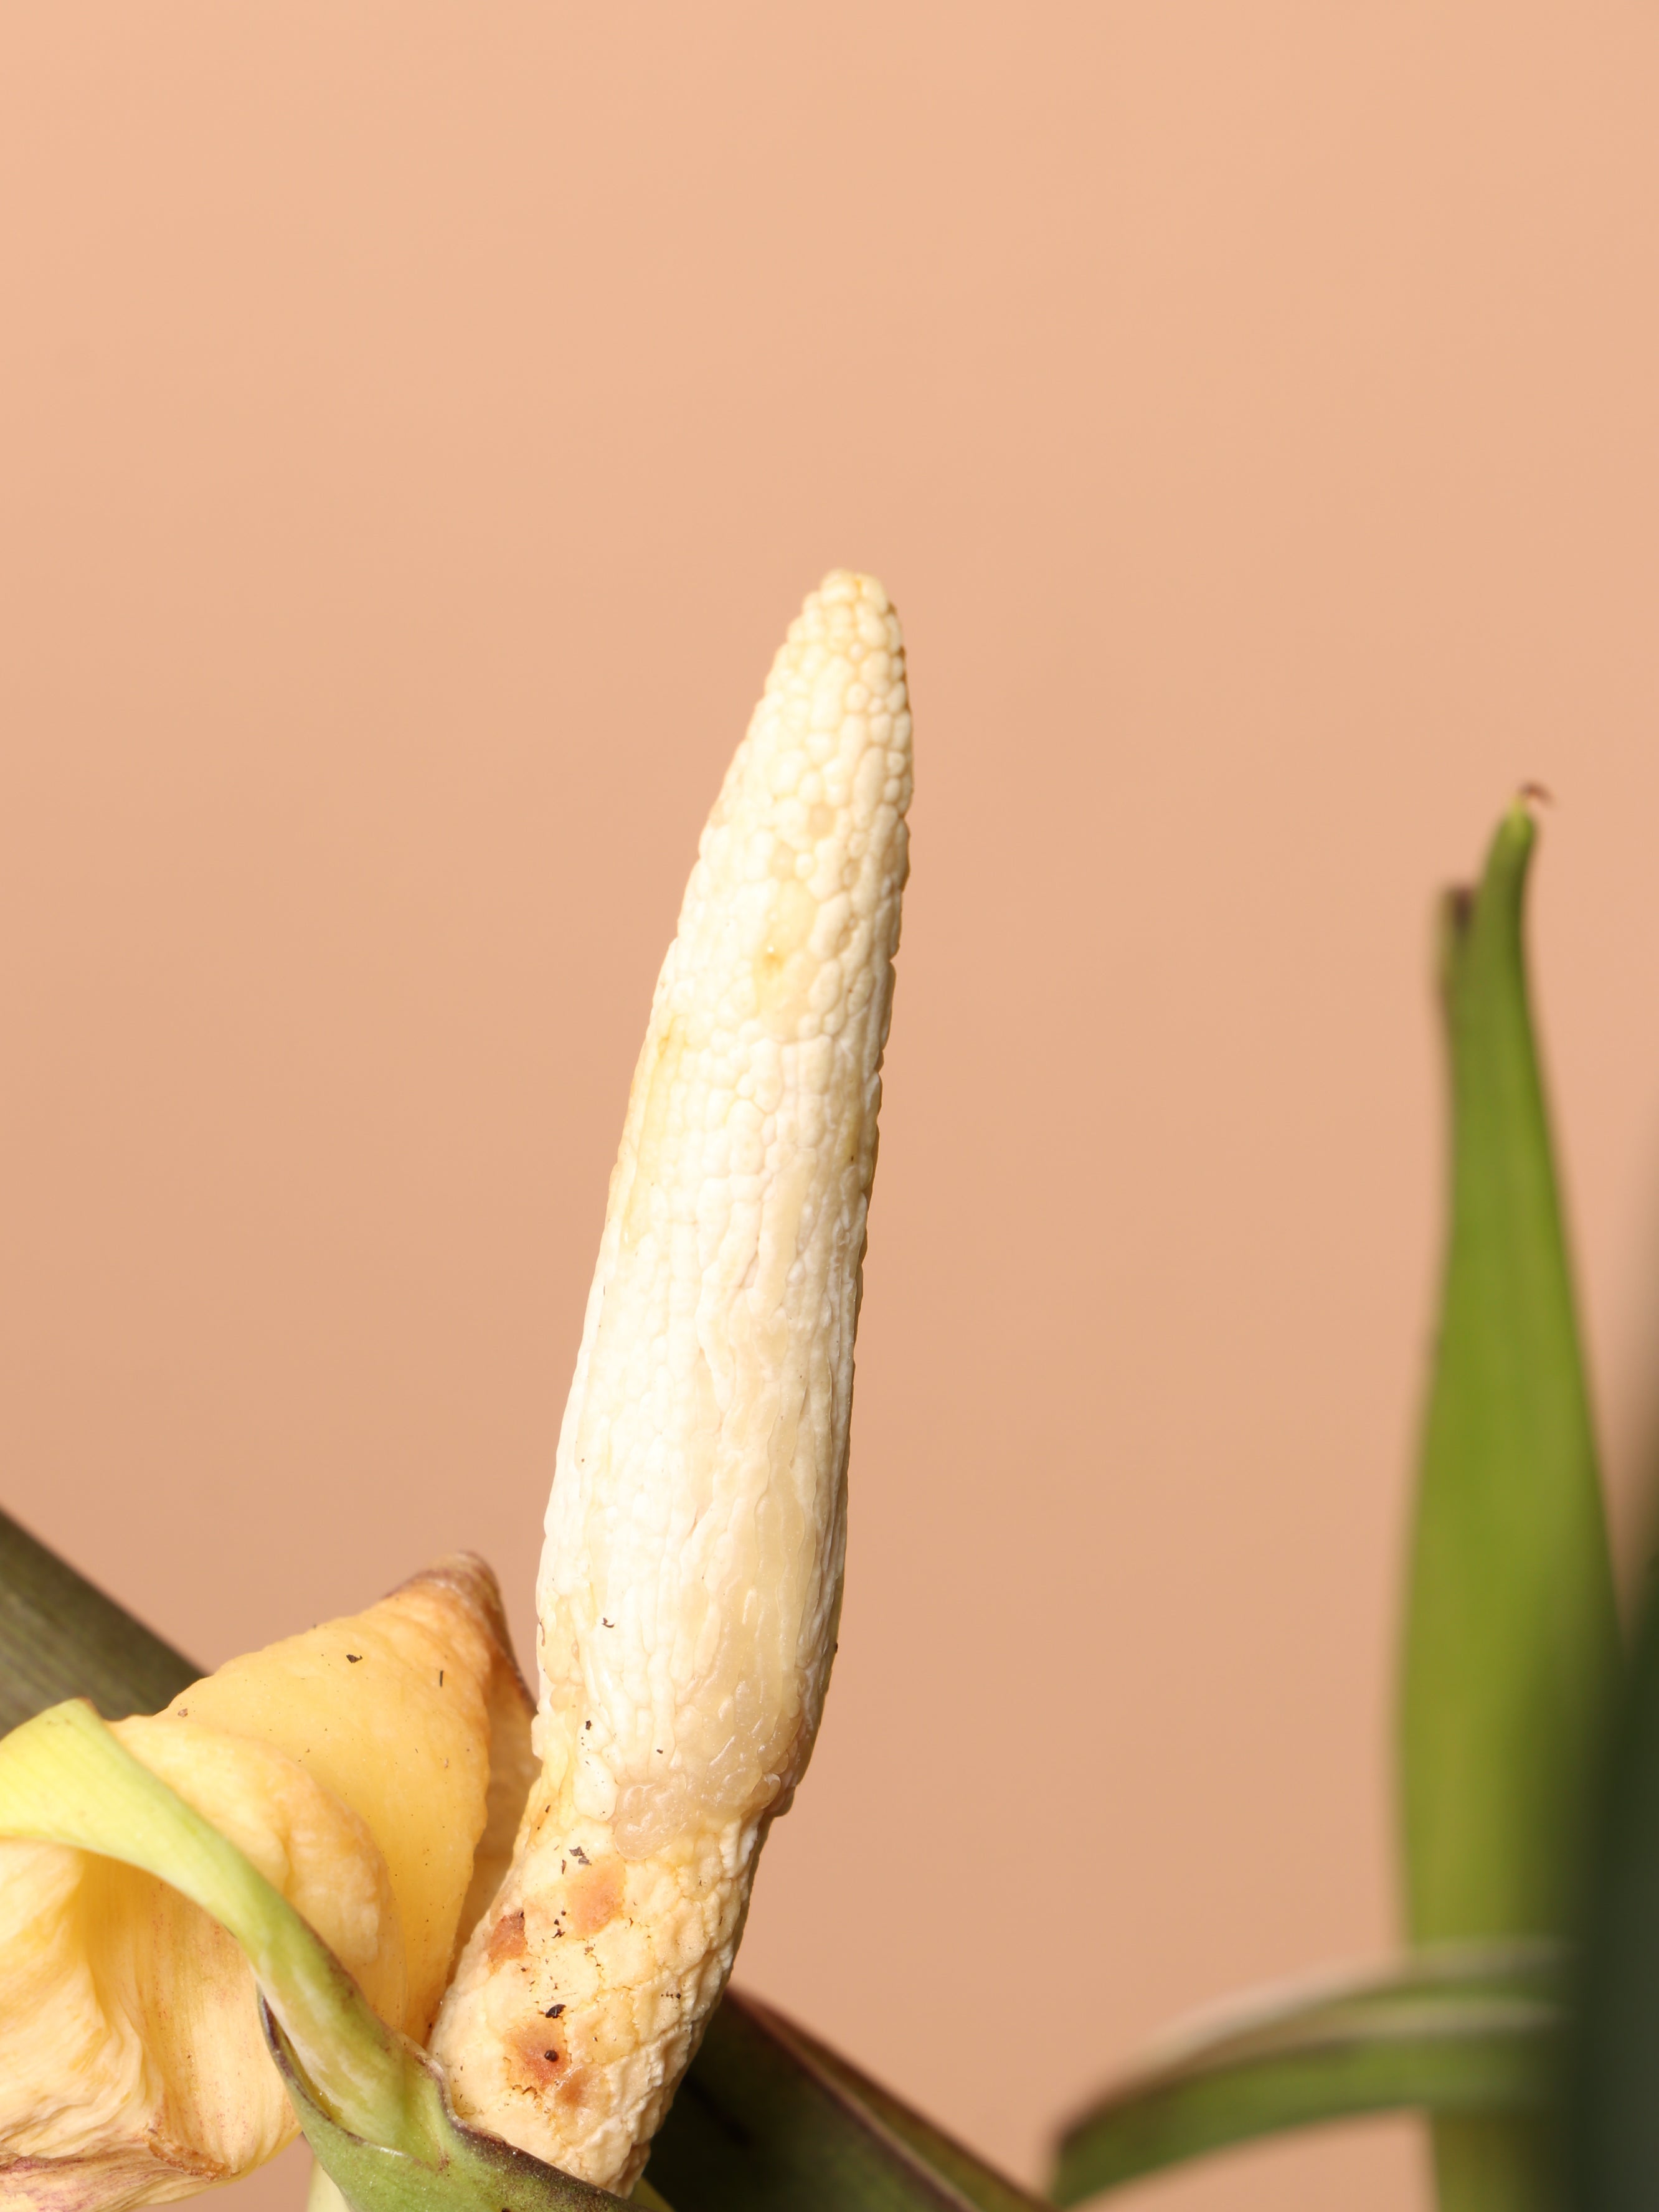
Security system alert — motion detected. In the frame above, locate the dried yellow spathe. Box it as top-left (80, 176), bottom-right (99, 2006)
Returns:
top-left (0, 1559), bottom-right (532, 2209)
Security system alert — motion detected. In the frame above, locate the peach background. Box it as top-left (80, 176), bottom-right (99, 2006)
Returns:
top-left (4, 6), bottom-right (1659, 2208)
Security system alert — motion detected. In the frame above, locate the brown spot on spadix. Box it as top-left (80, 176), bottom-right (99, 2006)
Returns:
top-left (564, 1857), bottom-right (623, 1937)
top-left (511, 2026), bottom-right (568, 2088)
top-left (487, 1909), bottom-right (527, 1964)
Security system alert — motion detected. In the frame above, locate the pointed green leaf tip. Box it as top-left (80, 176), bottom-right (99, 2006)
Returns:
top-left (1401, 796), bottom-right (1620, 2209)
top-left (0, 1700), bottom-right (623, 2212)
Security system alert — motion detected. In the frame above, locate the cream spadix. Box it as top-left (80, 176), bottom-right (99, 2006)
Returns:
top-left (432, 571), bottom-right (913, 2187)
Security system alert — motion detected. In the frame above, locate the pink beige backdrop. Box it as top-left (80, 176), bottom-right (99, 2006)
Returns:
top-left (4, 7), bottom-right (1658, 2208)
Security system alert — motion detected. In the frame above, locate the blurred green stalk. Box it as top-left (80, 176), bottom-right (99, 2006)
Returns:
top-left (1570, 1562), bottom-right (1659, 2206)
top-left (1401, 801), bottom-right (1620, 2211)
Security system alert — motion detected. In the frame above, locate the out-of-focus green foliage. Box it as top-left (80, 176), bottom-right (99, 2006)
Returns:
top-left (1570, 1571), bottom-right (1659, 2210)
top-left (1050, 1944), bottom-right (1562, 2201)
top-left (1401, 801), bottom-right (1620, 2211)
top-left (1403, 801), bottom-right (1618, 1939)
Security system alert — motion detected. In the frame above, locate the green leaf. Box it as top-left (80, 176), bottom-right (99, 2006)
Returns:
top-left (1400, 799), bottom-right (1619, 2210)
top-left (651, 1988), bottom-right (1042, 2212)
top-left (1048, 1944), bottom-right (1564, 2203)
top-left (777, 2017), bottom-right (1041, 2212)
top-left (0, 1506), bottom-right (197, 1731)
top-left (1568, 1571), bottom-right (1659, 2209)
top-left (0, 1699), bottom-right (621, 2212)
top-left (1402, 799), bottom-right (1619, 1932)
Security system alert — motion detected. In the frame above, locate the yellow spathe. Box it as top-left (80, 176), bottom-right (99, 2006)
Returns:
top-left (0, 1557), bottom-right (533, 2210)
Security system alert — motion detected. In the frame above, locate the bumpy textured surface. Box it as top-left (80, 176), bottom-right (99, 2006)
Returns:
top-left (432, 571), bottom-right (912, 2188)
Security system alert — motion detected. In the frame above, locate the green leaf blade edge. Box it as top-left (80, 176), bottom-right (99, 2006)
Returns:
top-left (1048, 1946), bottom-right (1564, 2203)
top-left (0, 1506), bottom-right (196, 1732)
top-left (653, 1988), bottom-right (1043, 2212)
